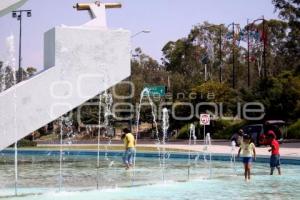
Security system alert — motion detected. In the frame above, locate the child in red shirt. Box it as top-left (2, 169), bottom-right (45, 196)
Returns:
top-left (268, 132), bottom-right (281, 175)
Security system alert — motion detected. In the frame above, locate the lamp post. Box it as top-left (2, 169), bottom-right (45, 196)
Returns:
top-left (11, 9), bottom-right (31, 196)
top-left (131, 30), bottom-right (151, 38)
top-left (130, 30), bottom-right (151, 131)
top-left (247, 19), bottom-right (251, 87)
top-left (203, 24), bottom-right (224, 83)
top-left (218, 26), bottom-right (223, 83)
top-left (12, 9), bottom-right (31, 83)
top-left (248, 16), bottom-right (267, 79)
top-left (227, 22), bottom-right (240, 89)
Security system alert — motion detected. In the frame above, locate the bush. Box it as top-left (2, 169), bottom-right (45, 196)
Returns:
top-left (176, 124), bottom-right (190, 139)
top-left (210, 119), bottom-right (232, 138)
top-left (176, 119), bottom-right (247, 140)
top-left (213, 120), bottom-right (247, 139)
top-left (287, 120), bottom-right (300, 139)
top-left (17, 139), bottom-right (37, 147)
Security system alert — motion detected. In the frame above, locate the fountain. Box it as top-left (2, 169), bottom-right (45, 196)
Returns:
top-left (58, 114), bottom-right (74, 191)
top-left (11, 39), bottom-right (18, 196)
top-left (161, 108), bottom-right (169, 183)
top-left (96, 90), bottom-right (114, 189)
top-left (96, 94), bottom-right (102, 190)
top-left (188, 123), bottom-right (197, 179)
top-left (0, 0), bottom-right (130, 194)
top-left (0, 64), bottom-right (5, 92)
top-left (133, 88), bottom-right (161, 184)
top-left (0, 0), bottom-right (130, 152)
top-left (133, 90), bottom-right (170, 184)
top-left (1, 35), bottom-right (19, 195)
top-left (204, 132), bottom-right (212, 178)
top-left (230, 140), bottom-right (237, 174)
top-left (59, 117), bottom-right (63, 192)
top-left (103, 90), bottom-right (114, 161)
top-left (1, 2), bottom-right (300, 200)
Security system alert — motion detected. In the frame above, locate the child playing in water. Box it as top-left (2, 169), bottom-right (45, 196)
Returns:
top-left (121, 128), bottom-right (136, 170)
top-left (268, 132), bottom-right (281, 175)
top-left (237, 134), bottom-right (256, 181)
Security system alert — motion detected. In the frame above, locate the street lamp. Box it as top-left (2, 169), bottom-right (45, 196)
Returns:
top-left (226, 22), bottom-right (240, 89)
top-left (202, 24), bottom-right (224, 83)
top-left (131, 29), bottom-right (151, 38)
top-left (247, 16), bottom-right (267, 80)
top-left (11, 10), bottom-right (31, 196)
top-left (12, 9), bottom-right (32, 83)
top-left (129, 29), bottom-right (151, 131)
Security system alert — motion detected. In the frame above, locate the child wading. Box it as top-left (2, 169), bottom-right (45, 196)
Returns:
top-left (121, 128), bottom-right (136, 170)
top-left (238, 135), bottom-right (256, 181)
top-left (268, 131), bottom-right (281, 175)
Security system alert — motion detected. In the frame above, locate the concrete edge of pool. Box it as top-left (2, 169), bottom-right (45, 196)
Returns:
top-left (1, 149), bottom-right (300, 165)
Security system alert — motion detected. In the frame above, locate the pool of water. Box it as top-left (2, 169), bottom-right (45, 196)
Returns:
top-left (0, 150), bottom-right (300, 199)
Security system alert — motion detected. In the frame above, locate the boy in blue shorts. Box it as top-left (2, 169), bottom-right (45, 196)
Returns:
top-left (268, 132), bottom-right (281, 175)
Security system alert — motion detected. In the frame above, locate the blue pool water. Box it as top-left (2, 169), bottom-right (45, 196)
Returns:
top-left (0, 150), bottom-right (300, 200)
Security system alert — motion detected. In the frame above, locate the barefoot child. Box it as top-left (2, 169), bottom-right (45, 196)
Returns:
top-left (122, 128), bottom-right (136, 170)
top-left (268, 132), bottom-right (281, 175)
top-left (237, 134), bottom-right (256, 180)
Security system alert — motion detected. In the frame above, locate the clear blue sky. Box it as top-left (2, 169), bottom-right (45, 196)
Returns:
top-left (0, 0), bottom-right (279, 70)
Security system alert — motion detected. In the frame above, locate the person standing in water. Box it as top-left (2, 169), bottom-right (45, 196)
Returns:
top-left (231, 129), bottom-right (244, 147)
top-left (237, 134), bottom-right (256, 181)
top-left (268, 132), bottom-right (281, 175)
top-left (121, 128), bottom-right (136, 170)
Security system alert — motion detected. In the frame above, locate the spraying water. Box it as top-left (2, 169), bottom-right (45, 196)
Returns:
top-left (0, 57), bottom-right (7, 92)
top-left (103, 91), bottom-right (114, 161)
top-left (133, 88), bottom-right (160, 184)
top-left (188, 124), bottom-right (196, 180)
top-left (162, 108), bottom-right (169, 144)
top-left (59, 114), bottom-right (73, 191)
top-left (4, 35), bottom-right (18, 195)
top-left (161, 108), bottom-right (169, 183)
top-left (96, 90), bottom-right (114, 189)
top-left (230, 140), bottom-right (237, 174)
top-left (205, 132), bottom-right (212, 178)
top-left (96, 94), bottom-right (102, 190)
top-left (103, 91), bottom-right (113, 123)
top-left (59, 117), bottom-right (63, 192)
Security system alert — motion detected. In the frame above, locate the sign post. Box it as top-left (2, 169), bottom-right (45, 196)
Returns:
top-left (200, 114), bottom-right (210, 142)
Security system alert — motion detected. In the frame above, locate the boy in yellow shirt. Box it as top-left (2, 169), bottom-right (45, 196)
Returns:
top-left (121, 128), bottom-right (136, 169)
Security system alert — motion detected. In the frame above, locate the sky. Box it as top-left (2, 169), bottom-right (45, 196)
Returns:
top-left (0, 0), bottom-right (279, 71)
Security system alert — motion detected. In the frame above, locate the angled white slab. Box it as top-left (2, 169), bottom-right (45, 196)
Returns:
top-left (0, 26), bottom-right (130, 150)
top-left (0, 0), bottom-right (28, 17)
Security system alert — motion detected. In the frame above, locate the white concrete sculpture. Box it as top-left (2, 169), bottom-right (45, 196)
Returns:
top-left (0, 0), bottom-right (27, 17)
top-left (0, 1), bottom-right (130, 150)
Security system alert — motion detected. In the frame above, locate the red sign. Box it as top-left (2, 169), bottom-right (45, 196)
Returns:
top-left (200, 114), bottom-right (210, 125)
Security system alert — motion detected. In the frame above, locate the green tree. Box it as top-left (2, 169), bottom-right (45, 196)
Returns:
top-left (25, 67), bottom-right (37, 78)
top-left (249, 71), bottom-right (300, 121)
top-left (191, 81), bottom-right (238, 116)
top-left (272, 0), bottom-right (300, 72)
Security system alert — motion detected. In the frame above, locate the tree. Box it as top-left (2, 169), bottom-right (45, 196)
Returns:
top-left (0, 62), bottom-right (37, 91)
top-left (191, 81), bottom-right (238, 116)
top-left (249, 71), bottom-right (300, 121)
top-left (162, 22), bottom-right (251, 90)
top-left (272, 0), bottom-right (300, 22)
top-left (25, 67), bottom-right (37, 78)
top-left (272, 0), bottom-right (300, 72)
top-left (112, 48), bottom-right (168, 123)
